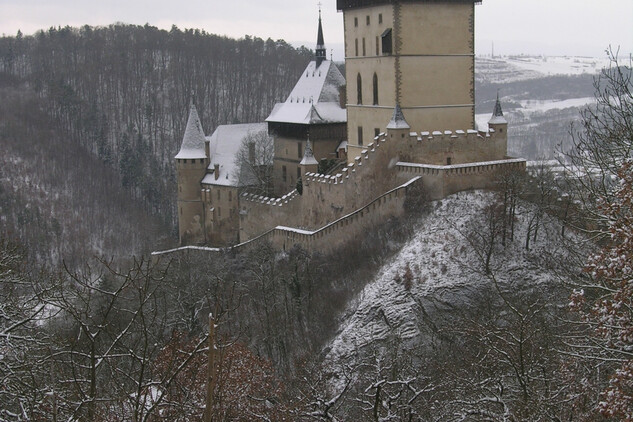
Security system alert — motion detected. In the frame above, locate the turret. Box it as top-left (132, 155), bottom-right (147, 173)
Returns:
top-left (300, 138), bottom-right (319, 181)
top-left (175, 98), bottom-right (209, 245)
top-left (488, 93), bottom-right (508, 159)
top-left (488, 92), bottom-right (507, 132)
top-left (386, 103), bottom-right (410, 141)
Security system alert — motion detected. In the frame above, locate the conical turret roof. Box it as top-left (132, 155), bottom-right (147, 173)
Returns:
top-left (175, 101), bottom-right (207, 159)
top-left (300, 139), bottom-right (319, 166)
top-left (488, 93), bottom-right (507, 125)
top-left (386, 104), bottom-right (410, 129)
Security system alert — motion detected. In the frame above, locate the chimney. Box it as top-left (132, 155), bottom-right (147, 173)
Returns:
top-left (214, 163), bottom-right (219, 180)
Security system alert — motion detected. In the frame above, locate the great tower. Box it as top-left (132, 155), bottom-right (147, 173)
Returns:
top-left (337, 0), bottom-right (480, 161)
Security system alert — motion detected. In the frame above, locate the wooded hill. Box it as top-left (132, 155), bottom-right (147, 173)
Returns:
top-left (0, 24), bottom-right (313, 265)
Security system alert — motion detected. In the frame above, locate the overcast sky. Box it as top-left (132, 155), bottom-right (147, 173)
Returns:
top-left (2, 0), bottom-right (632, 60)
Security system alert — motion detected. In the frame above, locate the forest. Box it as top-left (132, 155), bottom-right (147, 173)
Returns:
top-left (0, 24), bottom-right (313, 266)
top-left (0, 24), bottom-right (632, 421)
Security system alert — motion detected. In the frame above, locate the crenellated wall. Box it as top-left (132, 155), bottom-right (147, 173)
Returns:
top-left (239, 129), bottom-right (404, 241)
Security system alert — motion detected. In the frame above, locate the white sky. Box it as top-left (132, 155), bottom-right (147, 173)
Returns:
top-left (1, 0), bottom-right (632, 60)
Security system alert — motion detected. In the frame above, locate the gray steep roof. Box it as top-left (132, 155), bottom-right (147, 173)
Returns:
top-left (175, 103), bottom-right (207, 159)
top-left (386, 104), bottom-right (411, 130)
top-left (266, 60), bottom-right (346, 125)
top-left (488, 94), bottom-right (507, 124)
top-left (300, 139), bottom-right (319, 166)
top-left (201, 123), bottom-right (268, 187)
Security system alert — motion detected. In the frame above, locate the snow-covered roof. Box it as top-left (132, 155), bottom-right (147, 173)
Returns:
top-left (386, 104), bottom-right (411, 130)
top-left (266, 60), bottom-right (346, 125)
top-left (175, 103), bottom-right (207, 159)
top-left (299, 140), bottom-right (319, 166)
top-left (488, 94), bottom-right (507, 125)
top-left (201, 122), bottom-right (267, 187)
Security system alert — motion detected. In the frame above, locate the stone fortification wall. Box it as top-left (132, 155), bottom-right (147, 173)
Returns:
top-left (396, 128), bottom-right (507, 165)
top-left (397, 158), bottom-right (526, 200)
top-left (239, 132), bottom-right (404, 241)
top-left (238, 176), bottom-right (421, 253)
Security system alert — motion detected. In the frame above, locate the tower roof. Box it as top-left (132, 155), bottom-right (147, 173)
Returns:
top-left (386, 104), bottom-right (411, 130)
top-left (488, 93), bottom-right (507, 125)
top-left (300, 139), bottom-right (319, 166)
top-left (175, 101), bottom-right (207, 159)
top-left (316, 8), bottom-right (327, 68)
top-left (265, 60), bottom-right (346, 125)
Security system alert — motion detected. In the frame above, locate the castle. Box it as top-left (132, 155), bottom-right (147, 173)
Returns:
top-left (174, 0), bottom-right (526, 252)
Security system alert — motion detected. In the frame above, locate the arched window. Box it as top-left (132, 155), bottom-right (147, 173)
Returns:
top-left (357, 73), bottom-right (362, 105)
top-left (373, 73), bottom-right (379, 105)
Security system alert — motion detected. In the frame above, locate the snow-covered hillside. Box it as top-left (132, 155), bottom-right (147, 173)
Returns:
top-left (476, 55), bottom-right (610, 84)
top-left (325, 191), bottom-right (571, 374)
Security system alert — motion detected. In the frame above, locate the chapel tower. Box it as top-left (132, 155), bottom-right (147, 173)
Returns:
top-left (337, 0), bottom-right (480, 160)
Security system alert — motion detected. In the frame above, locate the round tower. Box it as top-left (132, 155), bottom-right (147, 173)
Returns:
top-left (175, 100), bottom-right (209, 245)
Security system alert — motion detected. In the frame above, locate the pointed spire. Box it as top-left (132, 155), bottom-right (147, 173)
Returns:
top-left (300, 138), bottom-right (319, 166)
top-left (315, 5), bottom-right (327, 68)
top-left (489, 92), bottom-right (507, 124)
top-left (175, 95), bottom-right (207, 159)
top-left (386, 104), bottom-right (410, 130)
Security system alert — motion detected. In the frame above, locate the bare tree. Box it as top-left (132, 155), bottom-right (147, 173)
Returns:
top-left (233, 129), bottom-right (275, 196)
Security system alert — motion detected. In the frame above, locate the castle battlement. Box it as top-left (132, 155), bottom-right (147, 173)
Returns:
top-left (241, 190), bottom-right (300, 207)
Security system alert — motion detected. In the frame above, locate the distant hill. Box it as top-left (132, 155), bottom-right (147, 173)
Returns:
top-left (475, 55), bottom-right (605, 159)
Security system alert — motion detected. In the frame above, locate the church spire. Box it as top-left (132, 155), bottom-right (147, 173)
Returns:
top-left (315, 5), bottom-right (326, 67)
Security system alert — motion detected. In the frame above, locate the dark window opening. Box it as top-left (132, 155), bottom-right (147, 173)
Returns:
top-left (379, 13), bottom-right (383, 24)
top-left (447, 157), bottom-right (452, 165)
top-left (373, 73), bottom-right (379, 105)
top-left (362, 38), bottom-right (366, 56)
top-left (374, 128), bottom-right (380, 138)
top-left (358, 126), bottom-right (363, 146)
top-left (282, 166), bottom-right (287, 182)
top-left (355, 38), bottom-right (358, 56)
top-left (376, 36), bottom-right (379, 55)
top-left (354, 17), bottom-right (358, 27)
top-left (381, 28), bottom-right (392, 55)
top-left (298, 142), bottom-right (303, 159)
top-left (366, 15), bottom-right (370, 25)
top-left (357, 73), bottom-right (362, 104)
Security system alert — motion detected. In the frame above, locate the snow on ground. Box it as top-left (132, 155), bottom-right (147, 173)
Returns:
top-left (476, 55), bottom-right (610, 84)
top-left (324, 191), bottom-right (568, 385)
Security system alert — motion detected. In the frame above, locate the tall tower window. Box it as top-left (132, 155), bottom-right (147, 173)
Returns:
top-left (354, 17), bottom-right (358, 27)
top-left (362, 38), bottom-right (366, 56)
top-left (357, 73), bottom-right (362, 105)
top-left (366, 15), bottom-right (370, 25)
top-left (376, 36), bottom-right (379, 55)
top-left (381, 28), bottom-right (392, 55)
top-left (379, 13), bottom-right (383, 24)
top-left (373, 73), bottom-right (379, 105)
top-left (355, 39), bottom-right (359, 56)
top-left (298, 142), bottom-right (303, 159)
top-left (282, 166), bottom-right (287, 182)
top-left (358, 127), bottom-right (364, 146)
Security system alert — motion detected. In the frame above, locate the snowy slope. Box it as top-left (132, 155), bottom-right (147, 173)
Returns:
top-left (324, 191), bottom-right (569, 373)
top-left (476, 55), bottom-right (610, 84)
